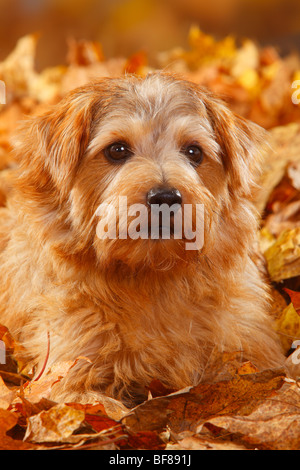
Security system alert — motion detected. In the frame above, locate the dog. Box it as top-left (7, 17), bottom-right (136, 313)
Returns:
top-left (0, 72), bottom-right (285, 405)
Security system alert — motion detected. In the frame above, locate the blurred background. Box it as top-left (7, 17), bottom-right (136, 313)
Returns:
top-left (1, 0), bottom-right (300, 131)
top-left (1, 0), bottom-right (300, 69)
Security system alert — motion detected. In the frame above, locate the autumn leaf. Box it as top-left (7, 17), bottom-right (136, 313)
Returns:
top-left (122, 431), bottom-right (165, 450)
top-left (284, 288), bottom-right (300, 315)
top-left (201, 381), bottom-right (300, 450)
top-left (24, 404), bottom-right (86, 443)
top-left (0, 376), bottom-right (16, 409)
top-left (66, 402), bottom-right (120, 432)
top-left (123, 368), bottom-right (285, 434)
top-left (0, 409), bottom-right (34, 450)
top-left (166, 434), bottom-right (247, 450)
top-left (124, 51), bottom-right (148, 75)
top-left (264, 228), bottom-right (300, 281)
top-left (275, 303), bottom-right (300, 353)
top-left (146, 379), bottom-right (176, 399)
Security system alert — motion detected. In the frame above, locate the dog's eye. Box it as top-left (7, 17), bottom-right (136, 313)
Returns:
top-left (104, 142), bottom-right (133, 163)
top-left (182, 145), bottom-right (203, 166)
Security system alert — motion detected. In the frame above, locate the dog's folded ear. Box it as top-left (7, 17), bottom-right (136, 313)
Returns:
top-left (202, 92), bottom-right (268, 197)
top-left (13, 87), bottom-right (100, 195)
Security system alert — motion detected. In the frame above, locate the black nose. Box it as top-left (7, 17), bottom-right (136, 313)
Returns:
top-left (146, 187), bottom-right (182, 207)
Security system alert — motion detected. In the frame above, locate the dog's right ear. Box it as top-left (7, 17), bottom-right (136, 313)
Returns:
top-left (13, 85), bottom-right (102, 197)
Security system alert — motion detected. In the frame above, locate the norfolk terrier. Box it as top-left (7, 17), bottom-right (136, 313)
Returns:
top-left (0, 73), bottom-right (285, 405)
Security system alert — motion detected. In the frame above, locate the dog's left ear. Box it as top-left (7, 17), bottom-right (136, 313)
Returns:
top-left (202, 92), bottom-right (267, 197)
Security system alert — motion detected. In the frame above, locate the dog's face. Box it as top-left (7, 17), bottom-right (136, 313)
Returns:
top-left (14, 73), bottom-right (265, 271)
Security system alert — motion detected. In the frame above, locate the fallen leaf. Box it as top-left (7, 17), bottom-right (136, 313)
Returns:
top-left (123, 368), bottom-right (285, 434)
top-left (264, 228), bottom-right (300, 281)
top-left (284, 288), bottom-right (300, 315)
top-left (122, 431), bottom-right (165, 450)
top-left (0, 409), bottom-right (34, 450)
top-left (201, 381), bottom-right (300, 450)
top-left (124, 51), bottom-right (148, 75)
top-left (66, 38), bottom-right (104, 66)
top-left (66, 402), bottom-right (120, 432)
top-left (0, 376), bottom-right (16, 409)
top-left (237, 361), bottom-right (260, 375)
top-left (24, 403), bottom-right (86, 443)
top-left (146, 379), bottom-right (176, 398)
top-left (166, 434), bottom-right (247, 450)
top-left (275, 303), bottom-right (300, 353)
top-left (255, 124), bottom-right (300, 212)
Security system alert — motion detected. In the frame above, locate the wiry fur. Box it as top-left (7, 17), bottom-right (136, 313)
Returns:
top-left (0, 73), bottom-right (285, 405)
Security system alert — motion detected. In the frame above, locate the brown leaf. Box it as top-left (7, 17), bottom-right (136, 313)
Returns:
top-left (123, 431), bottom-right (165, 450)
top-left (0, 409), bottom-right (34, 450)
top-left (12, 396), bottom-right (56, 420)
top-left (24, 404), bottom-right (86, 443)
top-left (0, 376), bottom-right (16, 409)
top-left (237, 361), bottom-right (260, 375)
top-left (123, 368), bottom-right (285, 434)
top-left (67, 403), bottom-right (120, 433)
top-left (146, 379), bottom-right (176, 398)
top-left (166, 434), bottom-right (247, 450)
top-left (201, 381), bottom-right (300, 450)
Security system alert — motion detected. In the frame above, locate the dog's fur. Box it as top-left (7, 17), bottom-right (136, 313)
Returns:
top-left (0, 73), bottom-right (285, 405)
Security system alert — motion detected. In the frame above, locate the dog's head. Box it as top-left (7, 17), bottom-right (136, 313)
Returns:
top-left (14, 73), bottom-right (265, 272)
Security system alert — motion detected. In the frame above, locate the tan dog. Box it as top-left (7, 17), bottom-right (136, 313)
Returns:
top-left (0, 73), bottom-right (285, 405)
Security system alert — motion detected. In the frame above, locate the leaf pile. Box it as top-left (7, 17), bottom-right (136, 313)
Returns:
top-left (0, 345), bottom-right (300, 450)
top-left (0, 32), bottom-right (300, 450)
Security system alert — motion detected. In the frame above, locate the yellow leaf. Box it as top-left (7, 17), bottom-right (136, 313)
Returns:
top-left (24, 404), bottom-right (85, 443)
top-left (237, 69), bottom-right (260, 93)
top-left (259, 227), bottom-right (276, 254)
top-left (264, 228), bottom-right (300, 281)
top-left (275, 303), bottom-right (300, 353)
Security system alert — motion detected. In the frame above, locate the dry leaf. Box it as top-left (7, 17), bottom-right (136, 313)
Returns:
top-left (0, 376), bottom-right (16, 409)
top-left (275, 303), bottom-right (300, 353)
top-left (201, 382), bottom-right (300, 450)
top-left (123, 368), bottom-right (285, 434)
top-left (264, 228), bottom-right (300, 281)
top-left (284, 288), bottom-right (300, 315)
top-left (0, 409), bottom-right (34, 450)
top-left (255, 124), bottom-right (300, 212)
top-left (166, 434), bottom-right (247, 450)
top-left (24, 404), bottom-right (85, 443)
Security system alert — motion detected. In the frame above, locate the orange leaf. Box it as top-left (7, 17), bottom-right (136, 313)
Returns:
top-left (124, 51), bottom-right (147, 74)
top-left (284, 288), bottom-right (300, 316)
